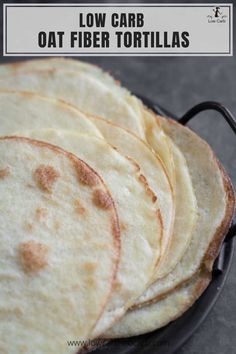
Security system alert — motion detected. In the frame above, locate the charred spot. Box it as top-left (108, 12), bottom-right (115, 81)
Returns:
top-left (18, 240), bottom-right (49, 274)
top-left (93, 189), bottom-right (113, 210)
top-left (83, 262), bottom-right (97, 272)
top-left (34, 165), bottom-right (60, 193)
top-left (75, 161), bottom-right (99, 187)
top-left (139, 174), bottom-right (157, 203)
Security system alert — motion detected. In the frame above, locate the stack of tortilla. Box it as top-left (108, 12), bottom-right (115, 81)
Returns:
top-left (0, 58), bottom-right (234, 354)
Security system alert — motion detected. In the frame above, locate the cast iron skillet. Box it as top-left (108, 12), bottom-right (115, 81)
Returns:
top-left (93, 99), bottom-right (236, 354)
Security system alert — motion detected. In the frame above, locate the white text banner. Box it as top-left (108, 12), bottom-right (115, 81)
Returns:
top-left (3, 3), bottom-right (233, 56)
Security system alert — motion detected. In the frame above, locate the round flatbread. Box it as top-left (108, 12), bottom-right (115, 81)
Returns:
top-left (89, 116), bottom-right (197, 281)
top-left (0, 137), bottom-right (120, 353)
top-left (153, 136), bottom-right (197, 279)
top-left (0, 57), bottom-right (132, 98)
top-left (0, 69), bottom-right (145, 138)
top-left (143, 108), bottom-right (176, 186)
top-left (0, 59), bottom-right (175, 183)
top-left (0, 90), bottom-right (102, 138)
top-left (88, 116), bottom-right (175, 274)
top-left (16, 129), bottom-right (162, 337)
top-left (105, 270), bottom-right (211, 338)
top-left (133, 118), bottom-right (235, 306)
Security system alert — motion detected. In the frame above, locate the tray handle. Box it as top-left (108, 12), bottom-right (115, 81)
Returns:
top-left (179, 101), bottom-right (236, 134)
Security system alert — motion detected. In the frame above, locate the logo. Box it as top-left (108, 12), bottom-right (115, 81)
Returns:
top-left (207, 6), bottom-right (227, 23)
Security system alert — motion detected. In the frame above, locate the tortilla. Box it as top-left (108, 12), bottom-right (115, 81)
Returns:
top-left (0, 69), bottom-right (145, 138)
top-left (0, 137), bottom-right (120, 353)
top-left (0, 90), bottom-right (102, 138)
top-left (143, 108), bottom-right (176, 186)
top-left (0, 57), bottom-right (127, 95)
top-left (153, 136), bottom-right (197, 279)
top-left (105, 270), bottom-right (211, 338)
top-left (88, 116), bottom-right (175, 271)
top-left (16, 129), bottom-right (162, 337)
top-left (0, 59), bottom-right (175, 182)
top-left (89, 116), bottom-right (197, 281)
top-left (132, 118), bottom-right (235, 307)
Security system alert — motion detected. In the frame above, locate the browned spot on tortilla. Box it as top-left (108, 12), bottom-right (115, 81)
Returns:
top-left (34, 165), bottom-right (60, 193)
top-left (157, 208), bottom-right (163, 232)
top-left (111, 212), bottom-right (121, 279)
top-left (93, 189), bottom-right (113, 210)
top-left (75, 161), bottom-right (99, 187)
top-left (86, 276), bottom-right (96, 288)
top-left (139, 174), bottom-right (157, 203)
top-left (121, 223), bottom-right (128, 232)
top-left (74, 199), bottom-right (86, 215)
top-left (125, 156), bottom-right (140, 172)
top-left (83, 262), bottom-right (97, 272)
top-left (0, 167), bottom-right (10, 179)
top-left (18, 240), bottom-right (48, 274)
top-left (24, 223), bottom-right (33, 233)
top-left (35, 207), bottom-right (48, 221)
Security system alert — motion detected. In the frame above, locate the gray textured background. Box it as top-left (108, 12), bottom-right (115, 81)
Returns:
top-left (1, 0), bottom-right (236, 353)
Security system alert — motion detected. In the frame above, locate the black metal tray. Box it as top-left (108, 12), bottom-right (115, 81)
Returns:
top-left (93, 99), bottom-right (236, 354)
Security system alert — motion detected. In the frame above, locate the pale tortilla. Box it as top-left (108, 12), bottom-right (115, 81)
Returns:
top-left (0, 136), bottom-right (120, 353)
top-left (16, 129), bottom-right (162, 337)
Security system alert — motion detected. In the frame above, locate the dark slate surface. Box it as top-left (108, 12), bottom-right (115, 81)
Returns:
top-left (0, 0), bottom-right (235, 353)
